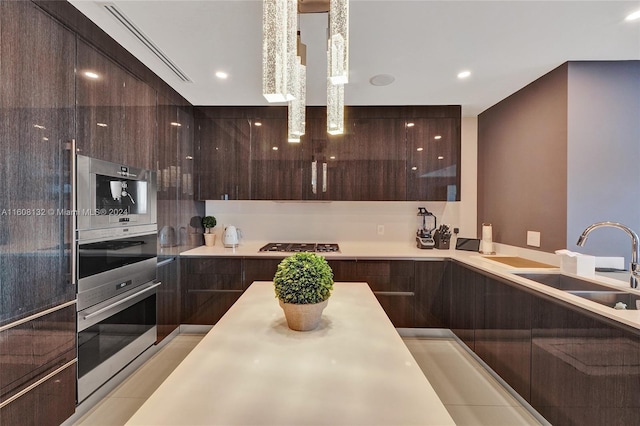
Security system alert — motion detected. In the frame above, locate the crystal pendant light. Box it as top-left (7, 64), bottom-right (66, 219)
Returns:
top-left (288, 55), bottom-right (306, 142)
top-left (262, 0), bottom-right (296, 103)
top-left (328, 0), bottom-right (348, 85)
top-left (327, 38), bottom-right (344, 135)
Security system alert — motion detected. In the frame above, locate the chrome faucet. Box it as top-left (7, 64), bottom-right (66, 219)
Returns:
top-left (576, 221), bottom-right (640, 289)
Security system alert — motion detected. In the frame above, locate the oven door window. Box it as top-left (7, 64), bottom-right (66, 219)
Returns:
top-left (78, 233), bottom-right (157, 280)
top-left (77, 293), bottom-right (156, 379)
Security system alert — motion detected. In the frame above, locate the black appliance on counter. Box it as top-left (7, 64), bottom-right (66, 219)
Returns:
top-left (259, 243), bottom-right (340, 253)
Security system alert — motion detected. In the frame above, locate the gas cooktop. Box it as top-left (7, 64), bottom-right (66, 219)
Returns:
top-left (259, 242), bottom-right (340, 253)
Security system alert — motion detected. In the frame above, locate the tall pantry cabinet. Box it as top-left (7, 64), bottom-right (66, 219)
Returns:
top-left (0, 2), bottom-right (76, 425)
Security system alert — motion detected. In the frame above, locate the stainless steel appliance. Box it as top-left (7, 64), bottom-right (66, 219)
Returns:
top-left (416, 207), bottom-right (436, 249)
top-left (259, 243), bottom-right (340, 253)
top-left (75, 156), bottom-right (159, 403)
top-left (76, 155), bottom-right (157, 231)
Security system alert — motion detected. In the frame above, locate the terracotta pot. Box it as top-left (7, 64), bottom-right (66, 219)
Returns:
top-left (279, 299), bottom-right (329, 331)
top-left (203, 233), bottom-right (216, 247)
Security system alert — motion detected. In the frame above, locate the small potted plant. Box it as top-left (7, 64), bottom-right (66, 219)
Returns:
top-left (273, 252), bottom-right (334, 331)
top-left (201, 215), bottom-right (217, 247)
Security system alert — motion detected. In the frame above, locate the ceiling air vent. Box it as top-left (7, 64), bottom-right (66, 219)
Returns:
top-left (103, 3), bottom-right (192, 83)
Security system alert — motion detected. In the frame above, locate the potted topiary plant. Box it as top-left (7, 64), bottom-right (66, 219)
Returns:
top-left (273, 252), bottom-right (334, 331)
top-left (201, 215), bottom-right (217, 247)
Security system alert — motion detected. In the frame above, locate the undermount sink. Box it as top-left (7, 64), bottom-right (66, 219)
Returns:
top-left (514, 273), bottom-right (640, 310)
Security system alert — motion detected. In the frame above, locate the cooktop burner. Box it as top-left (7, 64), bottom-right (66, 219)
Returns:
top-left (259, 243), bottom-right (340, 253)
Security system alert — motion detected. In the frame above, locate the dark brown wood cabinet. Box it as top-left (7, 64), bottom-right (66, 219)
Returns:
top-left (474, 274), bottom-right (532, 401)
top-left (195, 106), bottom-right (460, 201)
top-left (180, 257), bottom-right (244, 324)
top-left (0, 305), bottom-right (76, 426)
top-left (531, 297), bottom-right (640, 426)
top-left (449, 262), bottom-right (481, 349)
top-left (0, 0), bottom-right (75, 326)
top-left (76, 39), bottom-right (156, 169)
top-left (406, 117), bottom-right (461, 201)
top-left (156, 256), bottom-right (179, 343)
top-left (414, 260), bottom-right (450, 328)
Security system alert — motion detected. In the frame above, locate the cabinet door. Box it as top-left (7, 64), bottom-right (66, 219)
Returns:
top-left (449, 262), bottom-right (480, 350)
top-left (251, 117), bottom-right (304, 200)
top-left (0, 305), bottom-right (76, 411)
top-left (180, 257), bottom-right (244, 324)
top-left (406, 118), bottom-right (461, 201)
top-left (354, 260), bottom-right (415, 327)
top-left (76, 40), bottom-right (156, 169)
top-left (0, 363), bottom-right (76, 426)
top-left (414, 260), bottom-right (449, 328)
top-left (304, 110), bottom-right (406, 201)
top-left (196, 117), bottom-right (250, 200)
top-left (475, 275), bottom-right (532, 401)
top-left (0, 1), bottom-right (75, 325)
top-left (531, 297), bottom-right (640, 425)
top-left (156, 257), bottom-right (179, 343)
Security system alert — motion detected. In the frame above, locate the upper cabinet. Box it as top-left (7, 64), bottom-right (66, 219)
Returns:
top-left (76, 40), bottom-right (156, 169)
top-left (195, 105), bottom-right (460, 201)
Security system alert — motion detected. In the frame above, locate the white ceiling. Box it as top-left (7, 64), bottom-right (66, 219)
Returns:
top-left (69, 0), bottom-right (640, 116)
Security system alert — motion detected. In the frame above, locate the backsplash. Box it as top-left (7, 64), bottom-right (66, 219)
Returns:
top-left (205, 200), bottom-right (475, 243)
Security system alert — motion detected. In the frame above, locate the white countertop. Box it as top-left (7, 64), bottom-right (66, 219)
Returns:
top-left (127, 282), bottom-right (455, 426)
top-left (181, 241), bottom-right (640, 332)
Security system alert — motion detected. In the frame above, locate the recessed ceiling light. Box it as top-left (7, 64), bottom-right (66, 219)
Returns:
top-left (438, 156), bottom-right (444, 160)
top-left (96, 122), bottom-right (108, 127)
top-left (434, 135), bottom-right (442, 140)
top-left (215, 71), bottom-right (228, 79)
top-left (625, 10), bottom-right (640, 21)
top-left (330, 156), bottom-right (336, 160)
top-left (411, 166), bottom-right (417, 171)
top-left (457, 70), bottom-right (471, 79)
top-left (84, 71), bottom-right (99, 79)
top-left (272, 146), bottom-right (279, 151)
top-left (406, 122), bottom-right (415, 128)
top-left (254, 122), bottom-right (262, 127)
top-left (416, 147), bottom-right (424, 152)
top-left (170, 122), bottom-right (182, 127)
top-left (369, 74), bottom-right (395, 86)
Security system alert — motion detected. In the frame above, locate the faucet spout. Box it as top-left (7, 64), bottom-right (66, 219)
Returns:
top-left (576, 221), bottom-right (640, 289)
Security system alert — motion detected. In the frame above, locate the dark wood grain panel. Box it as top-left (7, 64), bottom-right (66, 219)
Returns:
top-left (196, 116), bottom-right (251, 200)
top-left (244, 258), bottom-right (281, 287)
top-left (0, 305), bottom-right (76, 402)
top-left (250, 117), bottom-right (303, 200)
top-left (474, 275), bottom-right (532, 401)
top-left (156, 257), bottom-right (179, 343)
top-left (414, 260), bottom-right (449, 328)
top-left (531, 297), bottom-right (640, 425)
top-left (0, 1), bottom-right (75, 325)
top-left (449, 262), bottom-right (480, 350)
top-left (406, 117), bottom-right (461, 201)
top-left (0, 362), bottom-right (76, 426)
top-left (76, 39), bottom-right (156, 169)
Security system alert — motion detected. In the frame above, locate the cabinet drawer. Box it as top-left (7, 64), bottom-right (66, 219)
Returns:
top-left (0, 305), bottom-right (76, 402)
top-left (0, 362), bottom-right (76, 426)
top-left (184, 258), bottom-right (242, 275)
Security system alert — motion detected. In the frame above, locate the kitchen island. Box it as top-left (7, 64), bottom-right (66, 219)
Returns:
top-left (127, 281), bottom-right (455, 425)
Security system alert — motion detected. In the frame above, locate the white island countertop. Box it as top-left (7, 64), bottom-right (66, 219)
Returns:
top-left (127, 282), bottom-right (455, 426)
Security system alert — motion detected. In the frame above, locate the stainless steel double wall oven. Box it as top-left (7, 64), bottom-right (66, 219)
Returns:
top-left (75, 155), bottom-right (158, 402)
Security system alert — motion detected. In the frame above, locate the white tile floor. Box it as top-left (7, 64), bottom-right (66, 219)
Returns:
top-left (73, 333), bottom-right (545, 425)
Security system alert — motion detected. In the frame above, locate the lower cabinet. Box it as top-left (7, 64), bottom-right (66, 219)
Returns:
top-left (450, 261), bottom-right (640, 425)
top-left (156, 256), bottom-right (179, 343)
top-left (180, 257), bottom-right (244, 325)
top-left (531, 297), bottom-right (640, 426)
top-left (0, 304), bottom-right (76, 426)
top-left (414, 260), bottom-right (449, 328)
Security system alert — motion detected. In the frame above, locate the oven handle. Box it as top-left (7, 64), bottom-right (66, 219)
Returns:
top-left (83, 282), bottom-right (161, 321)
top-left (156, 257), bottom-right (176, 268)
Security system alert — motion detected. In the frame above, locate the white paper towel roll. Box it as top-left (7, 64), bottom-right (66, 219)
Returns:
top-left (481, 223), bottom-right (494, 254)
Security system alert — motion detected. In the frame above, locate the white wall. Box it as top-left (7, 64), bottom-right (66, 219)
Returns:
top-left (206, 118), bottom-right (478, 243)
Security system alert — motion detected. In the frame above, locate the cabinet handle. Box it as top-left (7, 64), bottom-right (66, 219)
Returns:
top-left (322, 162), bottom-right (327, 193)
top-left (311, 161), bottom-right (317, 194)
top-left (67, 139), bottom-right (77, 287)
